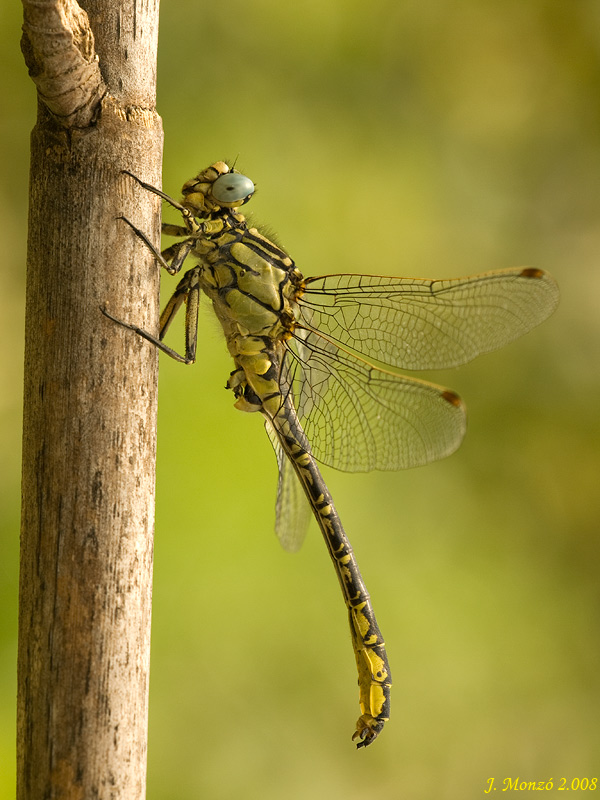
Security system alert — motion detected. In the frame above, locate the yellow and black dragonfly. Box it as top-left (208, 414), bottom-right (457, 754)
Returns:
top-left (103, 161), bottom-right (559, 748)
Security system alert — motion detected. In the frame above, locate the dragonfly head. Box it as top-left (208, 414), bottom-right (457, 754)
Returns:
top-left (181, 161), bottom-right (255, 215)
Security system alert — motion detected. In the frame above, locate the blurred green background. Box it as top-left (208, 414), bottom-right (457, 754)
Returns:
top-left (1, 1), bottom-right (599, 797)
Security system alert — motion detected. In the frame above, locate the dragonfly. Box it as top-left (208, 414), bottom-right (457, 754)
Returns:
top-left (103, 161), bottom-right (559, 748)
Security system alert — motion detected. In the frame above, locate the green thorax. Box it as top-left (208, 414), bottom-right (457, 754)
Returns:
top-left (195, 214), bottom-right (303, 356)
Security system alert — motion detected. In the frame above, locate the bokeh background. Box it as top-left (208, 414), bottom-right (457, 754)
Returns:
top-left (1, 1), bottom-right (599, 798)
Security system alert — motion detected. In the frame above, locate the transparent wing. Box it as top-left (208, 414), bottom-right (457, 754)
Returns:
top-left (268, 266), bottom-right (557, 541)
top-left (264, 417), bottom-right (312, 552)
top-left (298, 268), bottom-right (559, 371)
top-left (282, 326), bottom-right (467, 474)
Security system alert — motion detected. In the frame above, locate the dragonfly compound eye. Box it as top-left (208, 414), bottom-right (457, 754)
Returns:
top-left (211, 172), bottom-right (255, 206)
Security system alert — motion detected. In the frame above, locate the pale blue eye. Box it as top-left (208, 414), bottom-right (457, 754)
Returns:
top-left (211, 172), bottom-right (255, 204)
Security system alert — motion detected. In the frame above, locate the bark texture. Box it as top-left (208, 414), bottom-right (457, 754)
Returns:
top-left (18, 1), bottom-right (162, 797)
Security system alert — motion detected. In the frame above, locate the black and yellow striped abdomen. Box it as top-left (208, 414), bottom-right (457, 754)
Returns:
top-left (270, 408), bottom-right (392, 747)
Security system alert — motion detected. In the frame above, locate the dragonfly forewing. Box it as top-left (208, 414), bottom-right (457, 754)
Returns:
top-left (298, 268), bottom-right (559, 371)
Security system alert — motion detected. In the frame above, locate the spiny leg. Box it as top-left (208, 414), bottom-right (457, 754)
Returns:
top-left (162, 238), bottom-right (197, 276)
top-left (162, 223), bottom-right (190, 237)
top-left (118, 214), bottom-right (196, 276)
top-left (122, 170), bottom-right (187, 214)
top-left (101, 266), bottom-right (201, 364)
top-left (159, 267), bottom-right (201, 362)
top-left (122, 170), bottom-right (202, 236)
top-left (118, 215), bottom-right (175, 273)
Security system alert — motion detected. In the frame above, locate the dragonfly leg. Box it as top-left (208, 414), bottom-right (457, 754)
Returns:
top-left (118, 215), bottom-right (174, 273)
top-left (178, 268), bottom-right (200, 364)
top-left (162, 223), bottom-right (190, 237)
top-left (119, 215), bottom-right (196, 277)
top-left (101, 266), bottom-right (201, 364)
top-left (161, 238), bottom-right (197, 276)
top-left (122, 170), bottom-right (202, 235)
top-left (100, 305), bottom-right (188, 362)
top-left (122, 170), bottom-right (186, 213)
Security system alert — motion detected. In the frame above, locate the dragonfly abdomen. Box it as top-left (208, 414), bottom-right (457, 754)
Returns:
top-left (270, 410), bottom-right (392, 748)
